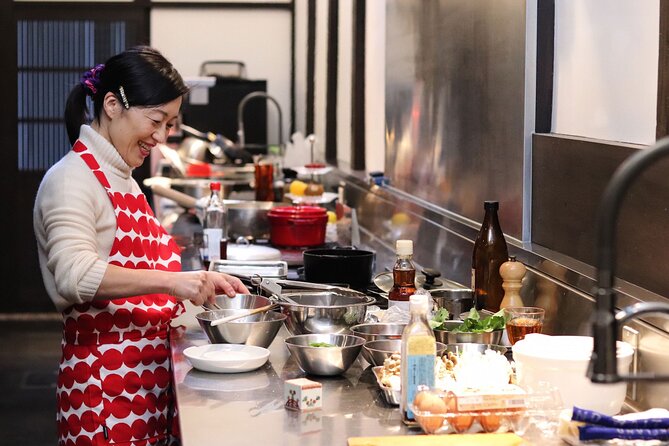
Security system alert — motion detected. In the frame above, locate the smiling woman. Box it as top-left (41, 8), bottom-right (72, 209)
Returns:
top-left (33, 46), bottom-right (249, 446)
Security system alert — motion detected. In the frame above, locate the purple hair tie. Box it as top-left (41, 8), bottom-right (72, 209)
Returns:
top-left (80, 64), bottom-right (105, 96)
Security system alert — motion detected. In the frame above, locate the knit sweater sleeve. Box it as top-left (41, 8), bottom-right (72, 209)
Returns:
top-left (34, 153), bottom-right (112, 309)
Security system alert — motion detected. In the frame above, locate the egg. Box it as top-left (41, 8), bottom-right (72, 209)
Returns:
top-left (479, 412), bottom-right (502, 432)
top-left (414, 391), bottom-right (447, 413)
top-left (442, 393), bottom-right (474, 433)
top-left (450, 413), bottom-right (475, 433)
top-left (413, 391), bottom-right (447, 434)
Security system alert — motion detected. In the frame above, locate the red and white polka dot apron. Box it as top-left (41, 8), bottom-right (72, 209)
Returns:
top-left (56, 140), bottom-right (184, 446)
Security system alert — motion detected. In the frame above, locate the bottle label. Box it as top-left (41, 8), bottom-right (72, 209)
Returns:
top-left (404, 353), bottom-right (435, 420)
top-left (471, 268), bottom-right (476, 291)
top-left (203, 228), bottom-right (223, 261)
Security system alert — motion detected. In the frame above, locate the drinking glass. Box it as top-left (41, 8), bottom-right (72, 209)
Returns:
top-left (503, 306), bottom-right (545, 345)
top-left (254, 159), bottom-right (275, 201)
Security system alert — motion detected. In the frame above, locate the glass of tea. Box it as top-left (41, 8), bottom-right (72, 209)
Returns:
top-left (504, 306), bottom-right (545, 345)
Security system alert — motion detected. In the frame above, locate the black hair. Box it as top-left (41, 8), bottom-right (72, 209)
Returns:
top-left (64, 46), bottom-right (189, 145)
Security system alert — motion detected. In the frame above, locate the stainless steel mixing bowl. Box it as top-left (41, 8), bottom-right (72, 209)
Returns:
top-left (196, 309), bottom-right (286, 348)
top-left (350, 323), bottom-right (406, 343)
top-left (433, 320), bottom-right (503, 344)
top-left (361, 339), bottom-right (447, 367)
top-left (284, 333), bottom-right (365, 376)
top-left (278, 291), bottom-right (376, 335)
top-left (204, 293), bottom-right (273, 311)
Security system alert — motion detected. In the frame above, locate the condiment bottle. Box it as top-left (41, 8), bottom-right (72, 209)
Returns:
top-left (499, 256), bottom-right (526, 309)
top-left (202, 181), bottom-right (228, 269)
top-left (388, 240), bottom-right (417, 312)
top-left (400, 294), bottom-right (436, 424)
top-left (471, 201), bottom-right (509, 312)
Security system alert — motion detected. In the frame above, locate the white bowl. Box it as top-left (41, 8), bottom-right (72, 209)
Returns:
top-left (512, 334), bottom-right (634, 415)
top-left (184, 344), bottom-right (270, 373)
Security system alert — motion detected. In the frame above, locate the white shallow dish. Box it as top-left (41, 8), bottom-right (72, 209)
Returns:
top-left (184, 344), bottom-right (270, 373)
top-left (284, 192), bottom-right (338, 204)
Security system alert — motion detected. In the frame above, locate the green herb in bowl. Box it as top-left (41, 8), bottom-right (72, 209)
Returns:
top-left (431, 308), bottom-right (506, 332)
top-left (309, 342), bottom-right (336, 348)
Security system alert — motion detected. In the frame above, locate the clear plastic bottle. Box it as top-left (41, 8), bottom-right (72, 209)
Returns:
top-left (202, 182), bottom-right (228, 269)
top-left (388, 240), bottom-right (417, 312)
top-left (400, 293), bottom-right (436, 424)
top-left (472, 201), bottom-right (508, 312)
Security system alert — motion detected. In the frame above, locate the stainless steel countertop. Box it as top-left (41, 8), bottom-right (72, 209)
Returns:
top-left (171, 319), bottom-right (417, 445)
top-left (170, 306), bottom-right (573, 445)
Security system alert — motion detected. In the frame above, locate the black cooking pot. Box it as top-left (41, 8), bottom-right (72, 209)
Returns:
top-left (303, 248), bottom-right (376, 289)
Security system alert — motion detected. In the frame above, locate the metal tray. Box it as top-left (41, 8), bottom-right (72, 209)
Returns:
top-left (372, 366), bottom-right (400, 406)
top-left (210, 259), bottom-right (288, 278)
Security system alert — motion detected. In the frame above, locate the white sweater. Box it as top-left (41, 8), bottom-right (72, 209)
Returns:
top-left (34, 125), bottom-right (143, 312)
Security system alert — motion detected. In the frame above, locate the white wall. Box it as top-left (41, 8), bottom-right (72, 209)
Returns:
top-left (337, 0), bottom-right (354, 168)
top-left (150, 8), bottom-right (292, 146)
top-left (313, 1), bottom-right (329, 162)
top-left (365, 0), bottom-right (386, 173)
top-left (552, 0), bottom-right (659, 145)
top-left (294, 0), bottom-right (309, 136)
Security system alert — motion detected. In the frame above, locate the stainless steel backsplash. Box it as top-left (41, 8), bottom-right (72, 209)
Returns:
top-left (384, 0), bottom-right (527, 238)
top-left (332, 172), bottom-right (669, 411)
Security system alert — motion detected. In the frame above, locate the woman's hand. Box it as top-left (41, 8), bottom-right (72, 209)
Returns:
top-left (168, 271), bottom-right (249, 306)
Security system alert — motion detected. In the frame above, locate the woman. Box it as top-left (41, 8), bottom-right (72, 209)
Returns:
top-left (33, 46), bottom-right (248, 445)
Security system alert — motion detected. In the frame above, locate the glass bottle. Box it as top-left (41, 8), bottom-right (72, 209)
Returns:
top-left (400, 293), bottom-right (436, 424)
top-left (388, 240), bottom-right (417, 312)
top-left (202, 182), bottom-right (228, 269)
top-left (471, 201), bottom-right (508, 312)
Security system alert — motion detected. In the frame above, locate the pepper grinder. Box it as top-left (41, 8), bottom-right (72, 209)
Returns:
top-left (499, 256), bottom-right (526, 308)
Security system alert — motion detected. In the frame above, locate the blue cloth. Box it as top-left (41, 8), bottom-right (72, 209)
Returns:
top-left (573, 406), bottom-right (669, 429)
top-left (578, 426), bottom-right (669, 441)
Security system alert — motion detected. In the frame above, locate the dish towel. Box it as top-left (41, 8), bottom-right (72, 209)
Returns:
top-left (571, 407), bottom-right (669, 441)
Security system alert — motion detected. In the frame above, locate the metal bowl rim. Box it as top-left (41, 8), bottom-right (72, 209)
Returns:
top-left (284, 333), bottom-right (367, 347)
top-left (350, 323), bottom-right (407, 333)
top-left (277, 293), bottom-right (376, 309)
top-left (195, 310), bottom-right (288, 323)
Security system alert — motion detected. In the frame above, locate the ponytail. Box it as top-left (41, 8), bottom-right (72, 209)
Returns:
top-left (64, 83), bottom-right (89, 145)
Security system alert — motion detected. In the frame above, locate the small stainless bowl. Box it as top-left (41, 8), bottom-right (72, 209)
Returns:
top-left (444, 342), bottom-right (508, 356)
top-left (362, 339), bottom-right (448, 367)
top-left (197, 310), bottom-right (286, 348)
top-left (350, 323), bottom-right (406, 342)
top-left (284, 333), bottom-right (365, 376)
top-left (433, 320), bottom-right (503, 344)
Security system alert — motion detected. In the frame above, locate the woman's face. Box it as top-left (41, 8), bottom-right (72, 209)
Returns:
top-left (108, 96), bottom-right (182, 168)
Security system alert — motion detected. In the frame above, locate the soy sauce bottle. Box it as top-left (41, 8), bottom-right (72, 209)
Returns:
top-left (388, 240), bottom-right (417, 312)
top-left (472, 201), bottom-right (508, 312)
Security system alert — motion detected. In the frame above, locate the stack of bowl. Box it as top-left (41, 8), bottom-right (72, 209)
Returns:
top-left (196, 294), bottom-right (286, 348)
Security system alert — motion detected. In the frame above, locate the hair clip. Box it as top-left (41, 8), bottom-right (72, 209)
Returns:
top-left (118, 86), bottom-right (130, 109)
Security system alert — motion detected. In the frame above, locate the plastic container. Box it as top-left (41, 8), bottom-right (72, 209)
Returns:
top-left (267, 206), bottom-right (327, 247)
top-left (512, 334), bottom-right (634, 415)
top-left (410, 386), bottom-right (527, 435)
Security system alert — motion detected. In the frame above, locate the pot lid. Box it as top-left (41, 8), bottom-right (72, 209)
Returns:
top-left (373, 271), bottom-right (468, 293)
top-left (268, 206), bottom-right (326, 219)
top-left (227, 244), bottom-right (282, 261)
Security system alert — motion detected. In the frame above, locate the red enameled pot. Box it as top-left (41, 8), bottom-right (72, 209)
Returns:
top-left (267, 206), bottom-right (328, 247)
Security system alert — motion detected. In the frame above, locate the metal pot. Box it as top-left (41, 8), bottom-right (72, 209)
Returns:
top-left (226, 200), bottom-right (281, 241)
top-left (303, 248), bottom-right (376, 289)
top-left (431, 288), bottom-right (475, 320)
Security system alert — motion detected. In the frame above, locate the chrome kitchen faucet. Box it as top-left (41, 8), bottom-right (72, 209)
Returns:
top-left (236, 91), bottom-right (284, 153)
top-left (590, 136), bottom-right (669, 383)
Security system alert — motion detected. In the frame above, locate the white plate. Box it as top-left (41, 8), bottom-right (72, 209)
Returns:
top-left (294, 165), bottom-right (333, 176)
top-left (284, 192), bottom-right (338, 204)
top-left (184, 344), bottom-right (270, 373)
top-left (226, 244), bottom-right (282, 261)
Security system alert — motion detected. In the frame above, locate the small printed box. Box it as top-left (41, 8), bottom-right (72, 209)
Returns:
top-left (284, 378), bottom-right (322, 411)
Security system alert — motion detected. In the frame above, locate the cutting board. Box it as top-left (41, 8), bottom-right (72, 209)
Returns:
top-left (348, 433), bottom-right (525, 446)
